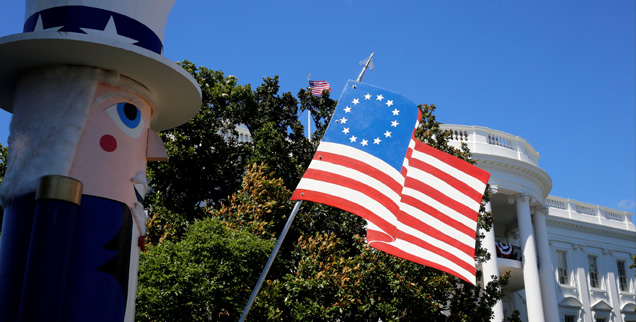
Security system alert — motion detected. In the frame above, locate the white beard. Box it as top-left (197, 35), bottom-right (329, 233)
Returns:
top-left (0, 66), bottom-right (113, 206)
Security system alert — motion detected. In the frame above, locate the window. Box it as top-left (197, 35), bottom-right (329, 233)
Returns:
top-left (617, 260), bottom-right (628, 292)
top-left (595, 319), bottom-right (606, 322)
top-left (557, 251), bottom-right (569, 284)
top-left (588, 255), bottom-right (599, 288)
top-left (564, 315), bottom-right (576, 322)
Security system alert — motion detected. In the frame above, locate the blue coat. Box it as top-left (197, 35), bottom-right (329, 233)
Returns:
top-left (0, 194), bottom-right (133, 322)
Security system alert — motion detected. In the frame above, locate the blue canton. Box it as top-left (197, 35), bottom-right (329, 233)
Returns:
top-left (322, 80), bottom-right (419, 172)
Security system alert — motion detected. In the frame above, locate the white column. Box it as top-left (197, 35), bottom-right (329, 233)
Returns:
top-left (573, 243), bottom-right (592, 320)
top-left (482, 198), bottom-right (504, 322)
top-left (532, 206), bottom-right (560, 322)
top-left (512, 193), bottom-right (545, 322)
top-left (601, 249), bottom-right (622, 321)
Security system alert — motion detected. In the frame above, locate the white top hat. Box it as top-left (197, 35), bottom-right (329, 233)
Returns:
top-left (0, 0), bottom-right (202, 131)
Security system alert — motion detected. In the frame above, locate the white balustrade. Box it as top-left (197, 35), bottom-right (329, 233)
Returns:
top-left (546, 198), bottom-right (566, 210)
top-left (604, 211), bottom-right (623, 221)
top-left (575, 204), bottom-right (595, 216)
top-left (440, 124), bottom-right (541, 167)
top-left (544, 195), bottom-right (634, 231)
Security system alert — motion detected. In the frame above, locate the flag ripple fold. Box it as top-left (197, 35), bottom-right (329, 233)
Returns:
top-left (291, 80), bottom-right (490, 284)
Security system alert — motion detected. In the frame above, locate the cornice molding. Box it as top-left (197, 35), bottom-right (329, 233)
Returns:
top-left (474, 157), bottom-right (552, 198)
top-left (546, 217), bottom-right (636, 241)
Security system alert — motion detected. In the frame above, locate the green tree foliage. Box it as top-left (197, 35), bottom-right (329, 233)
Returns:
top-left (0, 143), bottom-right (7, 185)
top-left (136, 215), bottom-right (275, 321)
top-left (137, 163), bottom-right (290, 321)
top-left (0, 142), bottom-right (7, 234)
top-left (506, 310), bottom-right (523, 322)
top-left (145, 61), bottom-right (336, 244)
top-left (214, 163), bottom-right (294, 240)
top-left (137, 62), bottom-right (508, 321)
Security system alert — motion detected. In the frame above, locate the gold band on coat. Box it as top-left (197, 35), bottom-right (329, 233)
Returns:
top-left (35, 175), bottom-right (83, 206)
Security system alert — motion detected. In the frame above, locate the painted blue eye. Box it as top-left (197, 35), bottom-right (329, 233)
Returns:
top-left (118, 103), bottom-right (141, 128)
top-left (106, 102), bottom-right (145, 138)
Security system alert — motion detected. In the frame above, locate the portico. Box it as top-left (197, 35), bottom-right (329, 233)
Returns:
top-left (444, 125), bottom-right (636, 322)
top-left (444, 125), bottom-right (561, 321)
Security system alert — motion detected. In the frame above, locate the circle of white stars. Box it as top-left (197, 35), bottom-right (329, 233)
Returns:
top-left (338, 92), bottom-right (400, 149)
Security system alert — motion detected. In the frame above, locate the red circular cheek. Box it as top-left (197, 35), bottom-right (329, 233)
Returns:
top-left (100, 135), bottom-right (117, 152)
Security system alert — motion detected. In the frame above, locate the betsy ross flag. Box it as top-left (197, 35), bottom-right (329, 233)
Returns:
top-left (291, 80), bottom-right (490, 284)
top-left (309, 80), bottom-right (331, 96)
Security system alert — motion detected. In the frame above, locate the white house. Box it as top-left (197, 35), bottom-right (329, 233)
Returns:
top-left (442, 124), bottom-right (636, 322)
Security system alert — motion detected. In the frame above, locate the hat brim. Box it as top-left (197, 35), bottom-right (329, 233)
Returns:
top-left (0, 32), bottom-right (202, 131)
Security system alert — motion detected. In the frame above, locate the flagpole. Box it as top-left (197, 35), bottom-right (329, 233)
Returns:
top-left (240, 55), bottom-right (374, 321)
top-left (238, 200), bottom-right (303, 322)
top-left (307, 73), bottom-right (311, 142)
top-left (357, 52), bottom-right (375, 82)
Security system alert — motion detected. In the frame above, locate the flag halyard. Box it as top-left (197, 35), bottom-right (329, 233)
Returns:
top-left (292, 80), bottom-right (489, 284)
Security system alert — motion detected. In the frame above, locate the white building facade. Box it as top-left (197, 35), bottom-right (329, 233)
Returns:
top-left (441, 124), bottom-right (636, 322)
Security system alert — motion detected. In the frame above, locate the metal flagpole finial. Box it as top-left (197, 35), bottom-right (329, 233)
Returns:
top-left (357, 52), bottom-right (375, 82)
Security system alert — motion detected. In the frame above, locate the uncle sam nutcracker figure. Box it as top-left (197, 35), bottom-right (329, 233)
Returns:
top-left (0, 1), bottom-right (201, 321)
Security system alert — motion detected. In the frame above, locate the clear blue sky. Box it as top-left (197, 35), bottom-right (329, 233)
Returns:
top-left (0, 1), bottom-right (634, 216)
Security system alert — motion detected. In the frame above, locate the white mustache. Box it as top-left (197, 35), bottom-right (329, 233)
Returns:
top-left (131, 171), bottom-right (149, 236)
top-left (131, 171), bottom-right (148, 198)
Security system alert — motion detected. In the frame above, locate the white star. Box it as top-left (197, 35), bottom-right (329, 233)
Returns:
top-left (386, 100), bottom-right (394, 107)
top-left (81, 16), bottom-right (137, 45)
top-left (340, 117), bottom-right (348, 124)
top-left (364, 94), bottom-right (371, 100)
top-left (391, 120), bottom-right (399, 127)
top-left (384, 131), bottom-right (392, 137)
top-left (374, 137), bottom-right (382, 144)
top-left (376, 94), bottom-right (384, 101)
top-left (33, 15), bottom-right (44, 31)
top-left (352, 98), bottom-right (360, 105)
top-left (344, 106), bottom-right (351, 113)
top-left (33, 15), bottom-right (63, 32)
top-left (342, 128), bottom-right (350, 134)
top-left (392, 109), bottom-right (400, 116)
top-left (350, 135), bottom-right (357, 142)
top-left (361, 139), bottom-right (368, 146)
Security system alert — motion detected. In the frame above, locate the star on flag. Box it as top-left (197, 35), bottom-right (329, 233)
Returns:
top-left (325, 85), bottom-right (411, 153)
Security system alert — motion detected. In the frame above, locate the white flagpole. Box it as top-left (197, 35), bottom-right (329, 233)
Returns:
top-left (308, 73), bottom-right (311, 142)
top-left (308, 111), bottom-right (311, 142)
top-left (240, 55), bottom-right (375, 321)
